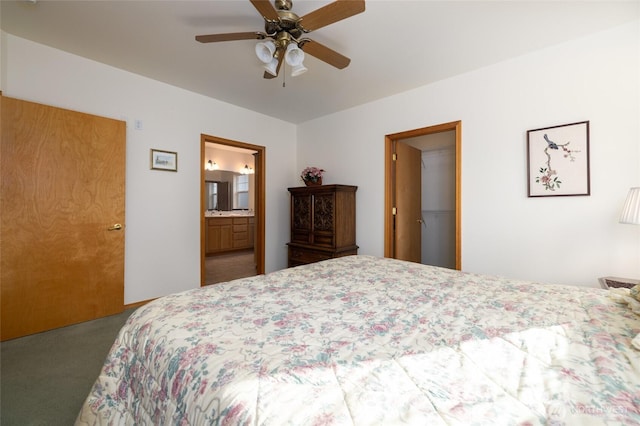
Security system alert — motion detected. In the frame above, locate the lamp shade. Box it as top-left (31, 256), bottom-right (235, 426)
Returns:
top-left (263, 57), bottom-right (279, 76)
top-left (619, 187), bottom-right (640, 224)
top-left (255, 40), bottom-right (276, 64)
top-left (284, 43), bottom-right (305, 66)
top-left (290, 63), bottom-right (308, 77)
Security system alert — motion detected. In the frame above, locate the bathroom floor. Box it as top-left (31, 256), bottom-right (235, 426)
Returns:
top-left (205, 249), bottom-right (257, 285)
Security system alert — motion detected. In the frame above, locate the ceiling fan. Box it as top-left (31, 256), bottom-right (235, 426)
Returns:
top-left (195, 0), bottom-right (365, 79)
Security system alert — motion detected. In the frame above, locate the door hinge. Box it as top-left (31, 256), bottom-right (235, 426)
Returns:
top-left (392, 153), bottom-right (397, 161)
top-left (392, 207), bottom-right (397, 215)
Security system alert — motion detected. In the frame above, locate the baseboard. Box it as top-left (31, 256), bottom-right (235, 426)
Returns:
top-left (124, 298), bottom-right (155, 310)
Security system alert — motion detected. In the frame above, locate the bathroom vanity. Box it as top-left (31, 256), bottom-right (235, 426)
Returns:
top-left (205, 214), bottom-right (254, 255)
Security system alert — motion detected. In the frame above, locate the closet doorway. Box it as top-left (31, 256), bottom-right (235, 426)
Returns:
top-left (384, 121), bottom-right (461, 270)
top-left (200, 134), bottom-right (265, 286)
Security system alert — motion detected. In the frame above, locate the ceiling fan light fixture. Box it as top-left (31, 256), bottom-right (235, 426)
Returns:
top-left (264, 57), bottom-right (279, 76)
top-left (255, 40), bottom-right (276, 63)
top-left (284, 43), bottom-right (304, 66)
top-left (196, 0), bottom-right (365, 79)
top-left (285, 43), bottom-right (306, 77)
top-left (290, 63), bottom-right (308, 77)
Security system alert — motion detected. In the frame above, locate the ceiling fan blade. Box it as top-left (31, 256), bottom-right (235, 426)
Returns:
top-left (263, 48), bottom-right (285, 79)
top-left (299, 0), bottom-right (365, 32)
top-left (196, 32), bottom-right (264, 43)
top-left (301, 40), bottom-right (351, 69)
top-left (250, 0), bottom-right (280, 21)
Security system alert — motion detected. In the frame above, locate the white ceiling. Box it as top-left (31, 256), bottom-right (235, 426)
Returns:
top-left (2, 1), bottom-right (638, 124)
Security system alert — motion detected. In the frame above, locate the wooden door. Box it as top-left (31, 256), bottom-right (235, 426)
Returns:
top-left (1, 96), bottom-right (126, 340)
top-left (394, 140), bottom-right (422, 262)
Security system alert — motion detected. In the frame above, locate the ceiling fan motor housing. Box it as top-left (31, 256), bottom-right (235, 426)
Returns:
top-left (264, 10), bottom-right (302, 40)
top-left (275, 0), bottom-right (292, 11)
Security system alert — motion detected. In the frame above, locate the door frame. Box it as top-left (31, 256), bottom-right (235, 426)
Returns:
top-left (384, 120), bottom-right (462, 270)
top-left (200, 134), bottom-right (266, 285)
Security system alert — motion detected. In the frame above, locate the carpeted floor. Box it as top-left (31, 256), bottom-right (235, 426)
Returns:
top-left (0, 308), bottom-right (135, 425)
top-left (1, 251), bottom-right (257, 424)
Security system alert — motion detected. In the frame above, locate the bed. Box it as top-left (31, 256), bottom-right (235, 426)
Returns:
top-left (77, 255), bottom-right (640, 425)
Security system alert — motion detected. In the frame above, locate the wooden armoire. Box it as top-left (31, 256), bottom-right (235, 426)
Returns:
top-left (287, 184), bottom-right (358, 267)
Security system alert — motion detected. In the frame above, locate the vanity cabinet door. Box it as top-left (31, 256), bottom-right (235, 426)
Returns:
top-left (207, 218), bottom-right (233, 253)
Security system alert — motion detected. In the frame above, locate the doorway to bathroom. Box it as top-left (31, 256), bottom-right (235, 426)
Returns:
top-left (200, 134), bottom-right (265, 286)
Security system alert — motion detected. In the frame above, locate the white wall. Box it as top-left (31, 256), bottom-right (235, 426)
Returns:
top-left (2, 33), bottom-right (297, 304)
top-left (3, 20), bottom-right (638, 297)
top-left (298, 21), bottom-right (640, 287)
top-left (204, 145), bottom-right (255, 176)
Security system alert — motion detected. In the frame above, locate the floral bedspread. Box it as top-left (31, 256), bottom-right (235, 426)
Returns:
top-left (76, 256), bottom-right (640, 425)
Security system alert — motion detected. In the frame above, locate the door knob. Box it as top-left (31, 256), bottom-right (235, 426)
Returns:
top-left (107, 223), bottom-right (123, 231)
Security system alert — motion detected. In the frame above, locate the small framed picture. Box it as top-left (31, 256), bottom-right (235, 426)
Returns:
top-left (150, 149), bottom-right (177, 172)
top-left (527, 121), bottom-right (590, 197)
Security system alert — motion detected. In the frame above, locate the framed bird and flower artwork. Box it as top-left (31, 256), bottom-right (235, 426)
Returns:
top-left (527, 121), bottom-right (590, 197)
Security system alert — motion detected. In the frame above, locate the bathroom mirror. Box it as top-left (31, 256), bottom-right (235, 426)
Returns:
top-left (204, 170), bottom-right (252, 211)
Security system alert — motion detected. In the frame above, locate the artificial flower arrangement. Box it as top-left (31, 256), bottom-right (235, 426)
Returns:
top-left (300, 166), bottom-right (325, 185)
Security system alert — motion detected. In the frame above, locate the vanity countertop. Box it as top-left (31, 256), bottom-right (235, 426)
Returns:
top-left (205, 211), bottom-right (254, 218)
